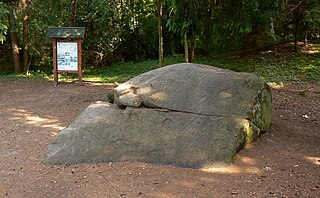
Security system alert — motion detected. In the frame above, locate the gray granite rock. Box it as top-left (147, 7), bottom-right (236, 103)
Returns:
top-left (43, 63), bottom-right (272, 168)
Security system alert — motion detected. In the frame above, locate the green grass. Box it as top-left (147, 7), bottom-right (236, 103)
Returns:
top-left (0, 70), bottom-right (50, 80)
top-left (85, 51), bottom-right (320, 84)
top-left (82, 55), bottom-right (184, 84)
top-left (254, 53), bottom-right (320, 84)
top-left (196, 47), bottom-right (320, 84)
top-left (1, 45), bottom-right (319, 85)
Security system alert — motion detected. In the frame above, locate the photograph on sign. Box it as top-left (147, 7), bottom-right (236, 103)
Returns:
top-left (57, 42), bottom-right (78, 71)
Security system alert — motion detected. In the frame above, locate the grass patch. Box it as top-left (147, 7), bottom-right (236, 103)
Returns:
top-left (254, 53), bottom-right (320, 84)
top-left (83, 55), bottom-right (184, 83)
top-left (195, 45), bottom-right (320, 84)
top-left (1, 44), bottom-right (319, 85)
top-left (0, 71), bottom-right (50, 80)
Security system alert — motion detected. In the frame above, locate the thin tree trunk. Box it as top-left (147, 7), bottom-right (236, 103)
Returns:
top-left (252, 47), bottom-right (256, 72)
top-left (69, 0), bottom-right (77, 27)
top-left (294, 12), bottom-right (299, 52)
top-left (203, 0), bottom-right (213, 56)
top-left (8, 9), bottom-right (21, 73)
top-left (203, 30), bottom-right (211, 56)
top-left (304, 30), bottom-right (308, 47)
top-left (157, 0), bottom-right (163, 67)
top-left (22, 0), bottom-right (29, 73)
top-left (184, 33), bottom-right (189, 63)
top-left (189, 34), bottom-right (196, 63)
top-left (170, 34), bottom-right (176, 55)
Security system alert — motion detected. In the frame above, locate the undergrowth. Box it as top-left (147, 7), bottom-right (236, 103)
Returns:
top-left (1, 44), bottom-right (319, 85)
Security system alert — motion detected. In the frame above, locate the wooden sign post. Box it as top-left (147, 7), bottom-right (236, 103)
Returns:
top-left (48, 27), bottom-right (85, 86)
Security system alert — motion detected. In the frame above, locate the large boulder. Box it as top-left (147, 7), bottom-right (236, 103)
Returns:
top-left (43, 63), bottom-right (272, 168)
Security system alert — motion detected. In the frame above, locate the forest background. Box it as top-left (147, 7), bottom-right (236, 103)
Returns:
top-left (0, 0), bottom-right (319, 83)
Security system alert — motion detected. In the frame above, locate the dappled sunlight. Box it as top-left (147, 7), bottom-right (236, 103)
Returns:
top-left (302, 64), bottom-right (318, 73)
top-left (25, 115), bottom-right (46, 124)
top-left (137, 86), bottom-right (152, 95)
top-left (201, 164), bottom-right (261, 174)
top-left (200, 156), bottom-right (261, 174)
top-left (116, 83), bottom-right (132, 93)
top-left (239, 156), bottom-right (256, 165)
top-left (137, 86), bottom-right (168, 102)
top-left (9, 108), bottom-right (28, 120)
top-left (7, 107), bottom-right (65, 136)
top-left (267, 82), bottom-right (285, 89)
top-left (302, 44), bottom-right (320, 54)
top-left (305, 156), bottom-right (320, 166)
top-left (237, 118), bottom-right (258, 144)
top-left (219, 91), bottom-right (232, 98)
top-left (87, 101), bottom-right (113, 109)
top-left (261, 50), bottom-right (273, 54)
top-left (149, 92), bottom-right (168, 101)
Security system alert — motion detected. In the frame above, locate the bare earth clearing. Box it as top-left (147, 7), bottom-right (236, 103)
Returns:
top-left (0, 78), bottom-right (319, 197)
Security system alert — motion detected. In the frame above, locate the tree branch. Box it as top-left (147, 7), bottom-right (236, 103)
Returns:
top-left (291, 0), bottom-right (304, 12)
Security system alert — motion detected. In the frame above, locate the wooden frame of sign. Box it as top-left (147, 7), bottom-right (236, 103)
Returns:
top-left (48, 27), bottom-right (85, 86)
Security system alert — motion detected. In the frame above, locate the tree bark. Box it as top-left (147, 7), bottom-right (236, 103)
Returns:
top-left (188, 34), bottom-right (196, 63)
top-left (294, 11), bottom-right (299, 52)
top-left (184, 33), bottom-right (189, 63)
top-left (157, 0), bottom-right (163, 67)
top-left (8, 8), bottom-right (21, 73)
top-left (22, 0), bottom-right (29, 73)
top-left (203, 30), bottom-right (211, 56)
top-left (203, 0), bottom-right (214, 56)
top-left (69, 0), bottom-right (77, 27)
top-left (304, 30), bottom-right (308, 47)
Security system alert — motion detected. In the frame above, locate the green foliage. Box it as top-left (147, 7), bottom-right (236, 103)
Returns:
top-left (107, 92), bottom-right (115, 103)
top-left (194, 55), bottom-right (251, 72)
top-left (84, 55), bottom-right (183, 83)
top-left (0, 2), bottom-right (9, 43)
top-left (77, 0), bottom-right (159, 65)
top-left (1, 0), bottom-right (320, 78)
top-left (303, 4), bottom-right (320, 38)
top-left (209, 0), bottom-right (278, 52)
top-left (255, 53), bottom-right (320, 83)
top-left (1, 48), bottom-right (319, 85)
top-left (82, 45), bottom-right (320, 84)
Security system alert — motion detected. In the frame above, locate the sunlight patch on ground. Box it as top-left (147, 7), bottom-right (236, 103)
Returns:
top-left (8, 108), bottom-right (65, 136)
top-left (267, 82), bottom-right (285, 89)
top-left (261, 50), bottom-right (273, 54)
top-left (239, 156), bottom-right (256, 165)
top-left (200, 164), bottom-right (261, 174)
top-left (200, 156), bottom-right (260, 174)
top-left (305, 156), bottom-right (320, 166)
top-left (302, 44), bottom-right (320, 54)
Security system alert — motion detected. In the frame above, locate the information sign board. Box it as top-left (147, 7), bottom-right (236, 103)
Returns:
top-left (57, 42), bottom-right (78, 71)
top-left (48, 27), bottom-right (85, 86)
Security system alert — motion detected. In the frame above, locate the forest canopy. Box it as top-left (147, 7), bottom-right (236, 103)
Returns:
top-left (0, 0), bottom-right (320, 74)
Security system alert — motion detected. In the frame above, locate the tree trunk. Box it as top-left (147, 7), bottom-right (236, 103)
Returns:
top-left (169, 34), bottom-right (176, 55)
top-left (304, 30), bottom-right (308, 47)
top-left (184, 33), bottom-right (189, 63)
top-left (294, 12), bottom-right (299, 52)
top-left (157, 0), bottom-right (163, 67)
top-left (203, 31), bottom-right (210, 56)
top-left (22, 0), bottom-right (29, 73)
top-left (203, 0), bottom-right (213, 56)
top-left (188, 34), bottom-right (196, 63)
top-left (8, 9), bottom-right (21, 73)
top-left (69, 0), bottom-right (77, 27)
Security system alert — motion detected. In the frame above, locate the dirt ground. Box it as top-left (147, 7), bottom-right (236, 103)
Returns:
top-left (0, 78), bottom-right (319, 198)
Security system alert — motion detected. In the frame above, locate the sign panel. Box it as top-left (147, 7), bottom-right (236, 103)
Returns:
top-left (57, 42), bottom-right (78, 71)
